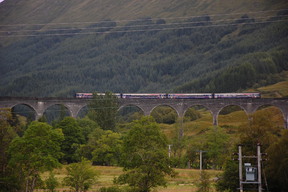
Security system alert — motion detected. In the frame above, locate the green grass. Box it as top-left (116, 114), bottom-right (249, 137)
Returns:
top-left (159, 102), bottom-right (285, 142)
top-left (258, 81), bottom-right (288, 98)
top-left (40, 166), bottom-right (220, 192)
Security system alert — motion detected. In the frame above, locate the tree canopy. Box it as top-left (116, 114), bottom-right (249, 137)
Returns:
top-left (57, 117), bottom-right (85, 163)
top-left (265, 130), bottom-right (288, 192)
top-left (116, 116), bottom-right (176, 192)
top-left (63, 158), bottom-right (99, 192)
top-left (8, 121), bottom-right (64, 192)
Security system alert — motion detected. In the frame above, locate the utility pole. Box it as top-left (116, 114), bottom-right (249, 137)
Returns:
top-left (200, 150), bottom-right (203, 171)
top-left (235, 144), bottom-right (263, 192)
top-left (197, 150), bottom-right (207, 171)
top-left (257, 144), bottom-right (262, 192)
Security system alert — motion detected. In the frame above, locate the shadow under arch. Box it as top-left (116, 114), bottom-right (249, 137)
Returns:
top-left (150, 104), bottom-right (178, 124)
top-left (218, 105), bottom-right (249, 132)
top-left (184, 105), bottom-right (213, 121)
top-left (117, 104), bottom-right (145, 123)
top-left (254, 104), bottom-right (285, 129)
top-left (182, 105), bottom-right (213, 137)
top-left (12, 103), bottom-right (37, 121)
top-left (43, 104), bottom-right (70, 124)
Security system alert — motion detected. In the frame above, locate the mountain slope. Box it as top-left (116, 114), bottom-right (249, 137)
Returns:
top-left (0, 0), bottom-right (288, 97)
top-left (1, 0), bottom-right (287, 25)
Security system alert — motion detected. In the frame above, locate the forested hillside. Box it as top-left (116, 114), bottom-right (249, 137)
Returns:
top-left (0, 0), bottom-right (288, 97)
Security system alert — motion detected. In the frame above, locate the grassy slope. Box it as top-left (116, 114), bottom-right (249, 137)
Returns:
top-left (247, 71), bottom-right (288, 98)
top-left (1, 0), bottom-right (287, 27)
top-left (1, 0), bottom-right (285, 47)
top-left (43, 165), bottom-right (220, 192)
top-left (258, 81), bottom-right (288, 97)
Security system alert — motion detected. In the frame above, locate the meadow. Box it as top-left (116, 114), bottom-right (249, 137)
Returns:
top-left (39, 166), bottom-right (221, 192)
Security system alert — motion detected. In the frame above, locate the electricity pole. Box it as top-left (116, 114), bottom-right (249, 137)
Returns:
top-left (236, 144), bottom-right (263, 192)
top-left (257, 144), bottom-right (262, 192)
top-left (197, 150), bottom-right (207, 171)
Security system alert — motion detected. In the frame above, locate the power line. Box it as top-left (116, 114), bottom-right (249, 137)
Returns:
top-left (1, 19), bottom-right (287, 38)
top-left (1, 15), bottom-right (284, 34)
top-left (0, 8), bottom-right (286, 27)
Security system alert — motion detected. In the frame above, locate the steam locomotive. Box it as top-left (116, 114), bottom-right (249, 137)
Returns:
top-left (75, 92), bottom-right (261, 99)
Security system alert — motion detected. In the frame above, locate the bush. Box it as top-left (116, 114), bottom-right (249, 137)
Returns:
top-left (63, 159), bottom-right (99, 192)
top-left (45, 172), bottom-right (59, 192)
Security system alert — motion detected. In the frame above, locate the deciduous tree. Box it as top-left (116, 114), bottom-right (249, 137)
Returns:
top-left (57, 117), bottom-right (85, 163)
top-left (197, 170), bottom-right (212, 192)
top-left (116, 116), bottom-right (176, 192)
top-left (0, 108), bottom-right (19, 191)
top-left (8, 121), bottom-right (64, 192)
top-left (63, 158), bottom-right (99, 192)
top-left (216, 160), bottom-right (239, 192)
top-left (91, 130), bottom-right (122, 166)
top-left (265, 130), bottom-right (288, 192)
top-left (238, 109), bottom-right (281, 153)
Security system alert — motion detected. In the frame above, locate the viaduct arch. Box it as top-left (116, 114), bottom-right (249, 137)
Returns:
top-left (0, 97), bottom-right (287, 129)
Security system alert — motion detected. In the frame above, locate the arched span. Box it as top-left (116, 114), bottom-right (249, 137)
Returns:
top-left (150, 104), bottom-right (178, 125)
top-left (11, 103), bottom-right (37, 120)
top-left (118, 104), bottom-right (145, 115)
top-left (43, 103), bottom-right (72, 117)
top-left (10, 102), bottom-right (37, 114)
top-left (254, 104), bottom-right (285, 119)
top-left (254, 104), bottom-right (286, 128)
top-left (183, 104), bottom-right (213, 117)
top-left (218, 104), bottom-right (249, 116)
top-left (149, 103), bottom-right (181, 117)
top-left (214, 104), bottom-right (250, 127)
top-left (150, 104), bottom-right (179, 117)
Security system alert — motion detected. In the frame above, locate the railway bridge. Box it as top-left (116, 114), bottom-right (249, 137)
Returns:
top-left (0, 97), bottom-right (287, 129)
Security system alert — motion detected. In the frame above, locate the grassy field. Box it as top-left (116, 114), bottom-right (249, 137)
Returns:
top-left (39, 166), bottom-right (221, 192)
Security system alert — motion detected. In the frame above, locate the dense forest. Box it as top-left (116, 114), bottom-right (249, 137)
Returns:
top-left (0, 1), bottom-right (288, 97)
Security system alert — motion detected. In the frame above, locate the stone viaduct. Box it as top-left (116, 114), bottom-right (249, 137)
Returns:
top-left (0, 97), bottom-right (287, 129)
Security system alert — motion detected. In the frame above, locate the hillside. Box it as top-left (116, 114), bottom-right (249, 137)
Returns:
top-left (0, 0), bottom-right (288, 97)
top-left (1, 0), bottom-right (287, 25)
top-left (247, 71), bottom-right (288, 98)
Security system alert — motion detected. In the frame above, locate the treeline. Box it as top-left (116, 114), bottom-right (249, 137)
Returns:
top-left (1, 12), bottom-right (288, 97)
